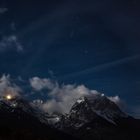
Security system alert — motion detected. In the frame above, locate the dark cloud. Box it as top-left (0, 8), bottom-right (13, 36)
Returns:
top-left (0, 35), bottom-right (23, 52)
top-left (0, 7), bottom-right (8, 14)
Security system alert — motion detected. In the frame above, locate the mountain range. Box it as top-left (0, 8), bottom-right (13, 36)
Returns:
top-left (0, 93), bottom-right (139, 140)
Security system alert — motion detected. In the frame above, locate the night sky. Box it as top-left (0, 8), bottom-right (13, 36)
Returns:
top-left (0, 0), bottom-right (140, 117)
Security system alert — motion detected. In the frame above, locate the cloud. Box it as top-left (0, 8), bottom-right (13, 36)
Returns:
top-left (108, 96), bottom-right (121, 105)
top-left (0, 74), bottom-right (21, 98)
top-left (0, 7), bottom-right (8, 14)
top-left (108, 95), bottom-right (126, 109)
top-left (41, 84), bottom-right (96, 114)
top-left (0, 75), bottom-right (136, 117)
top-left (30, 77), bottom-right (121, 114)
top-left (0, 35), bottom-right (23, 53)
top-left (29, 77), bottom-right (56, 91)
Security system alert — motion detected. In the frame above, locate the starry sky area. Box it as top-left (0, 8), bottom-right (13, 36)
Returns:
top-left (0, 0), bottom-right (140, 117)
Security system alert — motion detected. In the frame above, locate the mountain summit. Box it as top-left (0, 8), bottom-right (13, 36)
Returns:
top-left (55, 94), bottom-right (140, 140)
top-left (70, 94), bottom-right (127, 124)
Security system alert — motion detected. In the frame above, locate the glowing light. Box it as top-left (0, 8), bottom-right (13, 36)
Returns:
top-left (6, 95), bottom-right (12, 100)
top-left (101, 94), bottom-right (105, 97)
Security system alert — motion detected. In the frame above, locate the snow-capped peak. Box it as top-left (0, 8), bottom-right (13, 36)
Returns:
top-left (76, 97), bottom-right (85, 104)
top-left (68, 94), bottom-right (128, 126)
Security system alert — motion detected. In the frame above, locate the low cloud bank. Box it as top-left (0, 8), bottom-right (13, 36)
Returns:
top-left (30, 77), bottom-right (122, 114)
top-left (0, 74), bottom-right (124, 114)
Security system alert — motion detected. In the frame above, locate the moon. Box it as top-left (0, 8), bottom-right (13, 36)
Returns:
top-left (6, 95), bottom-right (12, 100)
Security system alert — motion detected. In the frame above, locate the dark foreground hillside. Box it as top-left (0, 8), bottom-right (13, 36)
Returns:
top-left (0, 101), bottom-right (78, 140)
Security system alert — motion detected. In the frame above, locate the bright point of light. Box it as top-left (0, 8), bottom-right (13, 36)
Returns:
top-left (101, 94), bottom-right (104, 97)
top-left (6, 95), bottom-right (12, 100)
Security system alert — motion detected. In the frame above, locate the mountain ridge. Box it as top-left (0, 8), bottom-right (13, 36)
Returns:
top-left (0, 94), bottom-right (139, 140)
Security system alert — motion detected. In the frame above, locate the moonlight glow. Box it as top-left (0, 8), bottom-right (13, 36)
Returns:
top-left (6, 95), bottom-right (12, 100)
